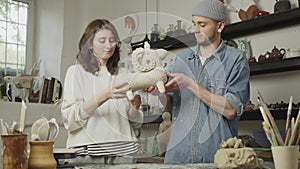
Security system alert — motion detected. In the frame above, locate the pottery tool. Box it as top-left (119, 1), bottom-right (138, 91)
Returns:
top-left (0, 118), bottom-right (8, 134)
top-left (31, 117), bottom-right (50, 141)
top-left (262, 121), bottom-right (275, 146)
top-left (19, 100), bottom-right (27, 133)
top-left (285, 96), bottom-right (293, 132)
top-left (47, 118), bottom-right (59, 141)
top-left (256, 88), bottom-right (284, 145)
top-left (284, 128), bottom-right (291, 146)
top-left (289, 109), bottom-right (300, 145)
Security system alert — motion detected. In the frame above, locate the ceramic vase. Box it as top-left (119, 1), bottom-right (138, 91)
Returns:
top-left (166, 24), bottom-right (174, 39)
top-left (173, 20), bottom-right (186, 37)
top-left (28, 141), bottom-right (57, 169)
top-left (150, 24), bottom-right (160, 42)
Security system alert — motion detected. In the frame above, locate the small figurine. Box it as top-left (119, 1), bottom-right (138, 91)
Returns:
top-left (157, 111), bottom-right (171, 156)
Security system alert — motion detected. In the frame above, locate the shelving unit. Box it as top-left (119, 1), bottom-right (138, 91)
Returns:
top-left (249, 57), bottom-right (300, 76)
top-left (143, 8), bottom-right (300, 123)
top-left (150, 7), bottom-right (300, 50)
top-left (149, 7), bottom-right (300, 76)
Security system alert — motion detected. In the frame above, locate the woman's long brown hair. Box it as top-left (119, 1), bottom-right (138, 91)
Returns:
top-left (76, 19), bottom-right (120, 75)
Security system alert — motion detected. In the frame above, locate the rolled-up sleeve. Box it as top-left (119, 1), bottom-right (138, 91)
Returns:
top-left (225, 58), bottom-right (250, 118)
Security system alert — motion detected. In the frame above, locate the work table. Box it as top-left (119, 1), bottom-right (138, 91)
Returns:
top-left (71, 161), bottom-right (277, 169)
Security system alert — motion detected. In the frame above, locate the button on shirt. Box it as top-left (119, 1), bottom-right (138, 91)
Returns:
top-left (164, 41), bottom-right (250, 163)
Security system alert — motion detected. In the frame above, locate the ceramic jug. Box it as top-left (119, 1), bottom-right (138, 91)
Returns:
top-left (28, 141), bottom-right (57, 169)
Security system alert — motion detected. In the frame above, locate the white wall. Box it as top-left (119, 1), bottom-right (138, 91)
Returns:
top-left (34, 0), bottom-right (64, 80)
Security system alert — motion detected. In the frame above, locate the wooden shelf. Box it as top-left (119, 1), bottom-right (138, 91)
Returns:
top-left (249, 57), bottom-right (300, 76)
top-left (150, 33), bottom-right (196, 50)
top-left (240, 109), bottom-right (299, 121)
top-left (150, 8), bottom-right (300, 50)
top-left (222, 7), bottom-right (300, 39)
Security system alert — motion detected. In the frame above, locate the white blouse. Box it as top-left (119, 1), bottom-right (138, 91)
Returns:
top-left (61, 64), bottom-right (143, 148)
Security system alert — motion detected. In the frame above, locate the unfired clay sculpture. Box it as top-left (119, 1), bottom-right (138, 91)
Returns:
top-left (214, 137), bottom-right (262, 169)
top-left (126, 42), bottom-right (168, 100)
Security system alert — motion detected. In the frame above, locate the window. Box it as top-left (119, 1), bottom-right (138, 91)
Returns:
top-left (0, 0), bottom-right (32, 84)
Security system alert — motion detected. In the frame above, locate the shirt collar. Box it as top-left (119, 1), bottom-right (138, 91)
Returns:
top-left (192, 40), bottom-right (226, 61)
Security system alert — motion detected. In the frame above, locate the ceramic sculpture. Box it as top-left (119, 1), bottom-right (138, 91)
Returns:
top-left (214, 137), bottom-right (262, 169)
top-left (126, 42), bottom-right (168, 100)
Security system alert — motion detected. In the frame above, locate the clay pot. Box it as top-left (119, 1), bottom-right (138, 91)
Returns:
top-left (248, 56), bottom-right (257, 63)
top-left (28, 141), bottom-right (57, 169)
top-left (258, 54), bottom-right (267, 62)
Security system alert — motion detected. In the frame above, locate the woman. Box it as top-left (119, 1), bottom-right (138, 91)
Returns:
top-left (61, 19), bottom-right (143, 164)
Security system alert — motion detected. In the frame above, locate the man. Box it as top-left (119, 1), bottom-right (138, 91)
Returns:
top-left (163, 0), bottom-right (250, 163)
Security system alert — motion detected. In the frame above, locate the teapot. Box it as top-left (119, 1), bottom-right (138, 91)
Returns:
top-left (258, 54), bottom-right (268, 62)
top-left (269, 46), bottom-right (286, 60)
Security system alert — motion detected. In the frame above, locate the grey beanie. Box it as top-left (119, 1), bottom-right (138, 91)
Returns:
top-left (192, 0), bottom-right (227, 22)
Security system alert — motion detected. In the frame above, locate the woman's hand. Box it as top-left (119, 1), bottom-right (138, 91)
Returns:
top-left (106, 82), bottom-right (130, 99)
top-left (131, 94), bottom-right (141, 110)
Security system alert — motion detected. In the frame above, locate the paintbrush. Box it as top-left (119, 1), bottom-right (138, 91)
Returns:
top-left (262, 121), bottom-right (275, 146)
top-left (19, 100), bottom-right (27, 133)
top-left (0, 118), bottom-right (8, 134)
top-left (289, 109), bottom-right (300, 145)
top-left (284, 128), bottom-right (291, 146)
top-left (285, 96), bottom-right (293, 133)
top-left (256, 88), bottom-right (284, 145)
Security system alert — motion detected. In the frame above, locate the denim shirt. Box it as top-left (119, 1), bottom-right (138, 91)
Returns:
top-left (164, 41), bottom-right (250, 163)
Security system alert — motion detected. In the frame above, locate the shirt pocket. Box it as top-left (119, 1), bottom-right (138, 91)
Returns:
top-left (208, 79), bottom-right (227, 96)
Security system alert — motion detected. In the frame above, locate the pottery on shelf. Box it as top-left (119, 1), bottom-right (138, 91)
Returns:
top-left (150, 24), bottom-right (160, 42)
top-left (166, 24), bottom-right (175, 39)
top-left (274, 0), bottom-right (291, 13)
top-left (173, 20), bottom-right (186, 37)
top-left (238, 39), bottom-right (251, 59)
top-left (269, 46), bottom-right (286, 60)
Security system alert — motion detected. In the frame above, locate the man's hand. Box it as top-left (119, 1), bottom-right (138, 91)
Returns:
top-left (165, 73), bottom-right (193, 92)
